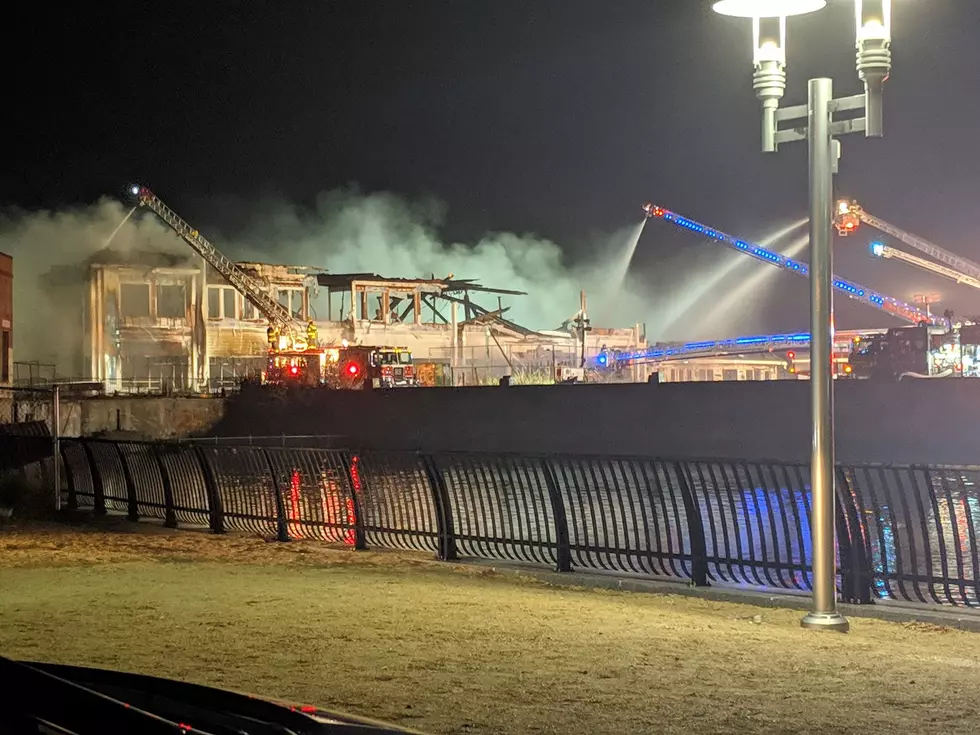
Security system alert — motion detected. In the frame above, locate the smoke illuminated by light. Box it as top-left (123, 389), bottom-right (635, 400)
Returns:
top-left (700, 232), bottom-right (809, 335)
top-left (656, 215), bottom-right (809, 337)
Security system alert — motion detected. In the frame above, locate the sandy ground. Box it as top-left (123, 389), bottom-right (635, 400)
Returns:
top-left (2, 518), bottom-right (980, 735)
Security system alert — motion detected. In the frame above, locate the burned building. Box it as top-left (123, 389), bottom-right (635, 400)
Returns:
top-left (41, 249), bottom-right (647, 391)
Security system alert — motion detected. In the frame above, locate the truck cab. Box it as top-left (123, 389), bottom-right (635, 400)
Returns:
top-left (367, 347), bottom-right (416, 387)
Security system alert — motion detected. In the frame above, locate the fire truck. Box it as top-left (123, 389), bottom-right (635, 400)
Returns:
top-left (263, 345), bottom-right (416, 389)
top-left (845, 323), bottom-right (980, 379)
top-left (131, 184), bottom-right (418, 390)
top-left (848, 325), bottom-right (933, 379)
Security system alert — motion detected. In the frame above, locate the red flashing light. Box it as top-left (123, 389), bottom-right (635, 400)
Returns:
top-left (289, 365), bottom-right (299, 376)
top-left (346, 362), bottom-right (360, 376)
top-left (786, 351), bottom-right (796, 360)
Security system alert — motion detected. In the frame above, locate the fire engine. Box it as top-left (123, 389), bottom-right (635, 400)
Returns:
top-left (262, 346), bottom-right (415, 388)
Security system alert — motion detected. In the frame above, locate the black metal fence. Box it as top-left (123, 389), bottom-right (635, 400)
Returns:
top-left (38, 437), bottom-right (978, 609)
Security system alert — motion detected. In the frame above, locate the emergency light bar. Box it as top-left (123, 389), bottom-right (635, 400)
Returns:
top-left (646, 205), bottom-right (943, 327)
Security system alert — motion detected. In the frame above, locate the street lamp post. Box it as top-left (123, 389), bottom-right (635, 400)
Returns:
top-left (713, 0), bottom-right (894, 632)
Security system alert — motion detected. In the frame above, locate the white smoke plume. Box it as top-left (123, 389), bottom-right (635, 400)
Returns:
top-left (0, 187), bottom-right (783, 370)
top-left (0, 199), bottom-right (188, 369)
top-left (231, 187), bottom-right (658, 331)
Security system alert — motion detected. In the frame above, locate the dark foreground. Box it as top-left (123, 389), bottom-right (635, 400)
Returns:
top-left (2, 521), bottom-right (980, 734)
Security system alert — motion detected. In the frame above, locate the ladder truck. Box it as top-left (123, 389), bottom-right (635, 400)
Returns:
top-left (132, 185), bottom-right (307, 349)
top-left (643, 202), bottom-right (942, 327)
top-left (130, 185), bottom-right (415, 388)
top-left (835, 199), bottom-right (980, 285)
top-left (609, 330), bottom-right (876, 378)
top-left (869, 241), bottom-right (980, 293)
top-left (833, 199), bottom-right (980, 378)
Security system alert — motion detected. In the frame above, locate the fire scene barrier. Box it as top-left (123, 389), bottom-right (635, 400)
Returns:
top-left (17, 436), bottom-right (979, 609)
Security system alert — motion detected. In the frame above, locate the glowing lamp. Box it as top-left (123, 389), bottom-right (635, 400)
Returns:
top-left (786, 351), bottom-right (796, 360)
top-left (129, 184), bottom-right (140, 196)
top-left (870, 241), bottom-right (885, 257)
top-left (712, 0), bottom-right (826, 17)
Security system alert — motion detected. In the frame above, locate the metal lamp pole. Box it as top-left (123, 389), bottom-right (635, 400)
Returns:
top-left (713, 0), bottom-right (894, 632)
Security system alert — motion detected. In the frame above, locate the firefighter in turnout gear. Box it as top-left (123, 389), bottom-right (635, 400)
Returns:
top-left (306, 320), bottom-right (318, 347)
top-left (267, 325), bottom-right (280, 350)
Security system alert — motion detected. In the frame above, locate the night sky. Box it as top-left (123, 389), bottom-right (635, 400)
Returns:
top-left (5, 0), bottom-right (980, 335)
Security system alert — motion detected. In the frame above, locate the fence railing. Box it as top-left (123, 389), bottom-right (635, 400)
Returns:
top-left (7, 434), bottom-right (980, 609)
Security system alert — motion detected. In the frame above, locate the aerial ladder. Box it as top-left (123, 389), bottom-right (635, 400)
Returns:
top-left (130, 185), bottom-right (315, 352)
top-left (836, 199), bottom-right (980, 285)
top-left (643, 203), bottom-right (942, 327)
top-left (869, 241), bottom-right (980, 292)
top-left (613, 329), bottom-right (884, 366)
top-left (615, 332), bottom-right (812, 364)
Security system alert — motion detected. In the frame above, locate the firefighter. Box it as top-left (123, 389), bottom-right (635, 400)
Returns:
top-left (267, 325), bottom-right (280, 350)
top-left (306, 320), bottom-right (318, 346)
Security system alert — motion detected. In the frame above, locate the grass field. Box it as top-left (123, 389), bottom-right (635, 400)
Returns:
top-left (3, 520), bottom-right (980, 734)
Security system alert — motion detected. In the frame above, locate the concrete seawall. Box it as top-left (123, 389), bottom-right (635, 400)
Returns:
top-left (44, 379), bottom-right (980, 465)
top-left (205, 379), bottom-right (980, 466)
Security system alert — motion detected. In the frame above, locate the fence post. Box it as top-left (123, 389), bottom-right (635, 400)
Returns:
top-left (52, 385), bottom-right (61, 512)
top-left (674, 461), bottom-right (710, 587)
top-left (193, 446), bottom-right (225, 534)
top-left (540, 457), bottom-right (573, 573)
top-left (115, 444), bottom-right (139, 522)
top-left (421, 453), bottom-right (458, 561)
top-left (60, 443), bottom-right (78, 511)
top-left (260, 448), bottom-right (291, 542)
top-left (81, 440), bottom-right (106, 516)
top-left (151, 444), bottom-right (178, 529)
top-left (339, 453), bottom-right (368, 550)
top-left (835, 467), bottom-right (875, 605)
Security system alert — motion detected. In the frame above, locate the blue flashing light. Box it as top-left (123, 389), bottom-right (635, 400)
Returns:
top-left (653, 207), bottom-right (927, 325)
top-left (751, 247), bottom-right (783, 264)
top-left (597, 353), bottom-right (608, 367)
top-left (871, 241), bottom-right (885, 257)
top-left (833, 279), bottom-right (862, 296)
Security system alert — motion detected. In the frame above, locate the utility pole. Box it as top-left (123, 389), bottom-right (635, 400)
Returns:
top-left (52, 385), bottom-right (61, 512)
top-left (575, 290), bottom-right (591, 369)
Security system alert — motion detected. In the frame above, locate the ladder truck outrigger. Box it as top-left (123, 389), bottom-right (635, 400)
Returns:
top-left (130, 185), bottom-right (416, 389)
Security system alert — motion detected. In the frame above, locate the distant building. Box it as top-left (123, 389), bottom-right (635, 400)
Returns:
top-left (0, 252), bottom-right (11, 385)
top-left (41, 249), bottom-right (646, 392)
top-left (657, 356), bottom-right (789, 383)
